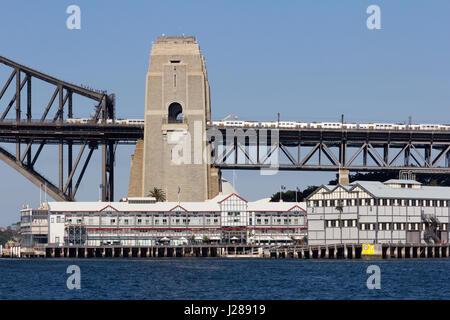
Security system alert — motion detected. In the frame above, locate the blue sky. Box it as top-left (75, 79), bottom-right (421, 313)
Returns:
top-left (0, 1), bottom-right (449, 226)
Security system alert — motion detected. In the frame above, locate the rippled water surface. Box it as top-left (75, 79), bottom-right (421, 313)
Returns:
top-left (0, 258), bottom-right (449, 299)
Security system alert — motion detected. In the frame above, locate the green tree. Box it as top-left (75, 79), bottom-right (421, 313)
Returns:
top-left (0, 224), bottom-right (21, 246)
top-left (147, 187), bottom-right (166, 202)
top-left (270, 185), bottom-right (318, 202)
top-left (328, 171), bottom-right (450, 187)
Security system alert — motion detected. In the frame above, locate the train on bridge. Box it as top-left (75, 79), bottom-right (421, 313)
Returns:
top-left (66, 118), bottom-right (145, 125)
top-left (210, 120), bottom-right (450, 131)
top-left (66, 118), bottom-right (450, 131)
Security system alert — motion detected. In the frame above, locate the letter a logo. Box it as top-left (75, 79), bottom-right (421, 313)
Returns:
top-left (66, 5), bottom-right (81, 30)
top-left (366, 5), bottom-right (381, 30)
top-left (366, 265), bottom-right (381, 289)
top-left (66, 265), bottom-right (81, 290)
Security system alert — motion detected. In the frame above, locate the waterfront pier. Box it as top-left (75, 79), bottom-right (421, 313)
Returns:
top-left (12, 243), bottom-right (450, 259)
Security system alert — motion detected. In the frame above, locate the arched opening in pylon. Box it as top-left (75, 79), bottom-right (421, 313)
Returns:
top-left (168, 102), bottom-right (183, 123)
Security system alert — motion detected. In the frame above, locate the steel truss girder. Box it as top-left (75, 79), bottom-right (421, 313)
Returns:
top-left (209, 128), bottom-right (450, 173)
top-left (0, 55), bottom-right (117, 201)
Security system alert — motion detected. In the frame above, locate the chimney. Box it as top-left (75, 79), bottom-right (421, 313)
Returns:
top-left (338, 169), bottom-right (350, 186)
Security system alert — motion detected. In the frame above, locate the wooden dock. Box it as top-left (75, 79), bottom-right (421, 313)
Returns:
top-left (13, 243), bottom-right (450, 259)
top-left (267, 243), bottom-right (450, 259)
top-left (21, 244), bottom-right (264, 258)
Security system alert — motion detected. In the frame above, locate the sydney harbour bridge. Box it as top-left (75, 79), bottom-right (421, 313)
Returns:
top-left (0, 52), bottom-right (449, 202)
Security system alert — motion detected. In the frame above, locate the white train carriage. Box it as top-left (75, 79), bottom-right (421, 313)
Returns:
top-left (358, 123), bottom-right (370, 129)
top-left (419, 124), bottom-right (443, 131)
top-left (277, 121), bottom-right (297, 129)
top-left (393, 124), bottom-right (406, 130)
top-left (310, 122), bottom-right (342, 129)
top-left (295, 122), bottom-right (308, 129)
top-left (223, 120), bottom-right (245, 127)
top-left (211, 121), bottom-right (224, 127)
top-left (244, 121), bottom-right (260, 128)
top-left (342, 123), bottom-right (357, 129)
top-left (125, 119), bottom-right (145, 125)
top-left (408, 124), bottom-right (420, 130)
top-left (373, 123), bottom-right (394, 130)
top-left (66, 118), bottom-right (91, 124)
top-left (260, 121), bottom-right (276, 128)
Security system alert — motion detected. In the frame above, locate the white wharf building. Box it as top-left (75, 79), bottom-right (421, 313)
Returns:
top-left (21, 192), bottom-right (307, 247)
top-left (306, 179), bottom-right (450, 245)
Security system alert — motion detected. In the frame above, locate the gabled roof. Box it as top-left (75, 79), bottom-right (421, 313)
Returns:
top-left (217, 193), bottom-right (248, 204)
top-left (99, 205), bottom-right (119, 212)
top-left (168, 205), bottom-right (188, 212)
top-left (306, 183), bottom-right (376, 200)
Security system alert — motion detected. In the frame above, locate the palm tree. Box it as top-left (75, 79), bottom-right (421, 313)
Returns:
top-left (147, 187), bottom-right (166, 202)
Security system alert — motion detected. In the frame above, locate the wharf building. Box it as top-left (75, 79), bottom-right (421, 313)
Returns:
top-left (20, 192), bottom-right (307, 248)
top-left (306, 179), bottom-right (450, 245)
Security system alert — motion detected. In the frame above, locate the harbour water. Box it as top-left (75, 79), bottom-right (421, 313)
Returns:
top-left (0, 258), bottom-right (449, 300)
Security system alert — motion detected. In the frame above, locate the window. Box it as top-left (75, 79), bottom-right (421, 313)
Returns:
top-left (168, 102), bottom-right (183, 123)
top-left (56, 216), bottom-right (61, 223)
top-left (51, 218), bottom-right (54, 223)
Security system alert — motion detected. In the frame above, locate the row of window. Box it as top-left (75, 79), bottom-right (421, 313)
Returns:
top-left (63, 216), bottom-right (303, 226)
top-left (325, 220), bottom-right (448, 231)
top-left (310, 199), bottom-right (450, 208)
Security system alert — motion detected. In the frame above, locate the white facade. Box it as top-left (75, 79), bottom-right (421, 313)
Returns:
top-left (306, 180), bottom-right (450, 245)
top-left (29, 193), bottom-right (307, 247)
top-left (48, 212), bottom-right (65, 246)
